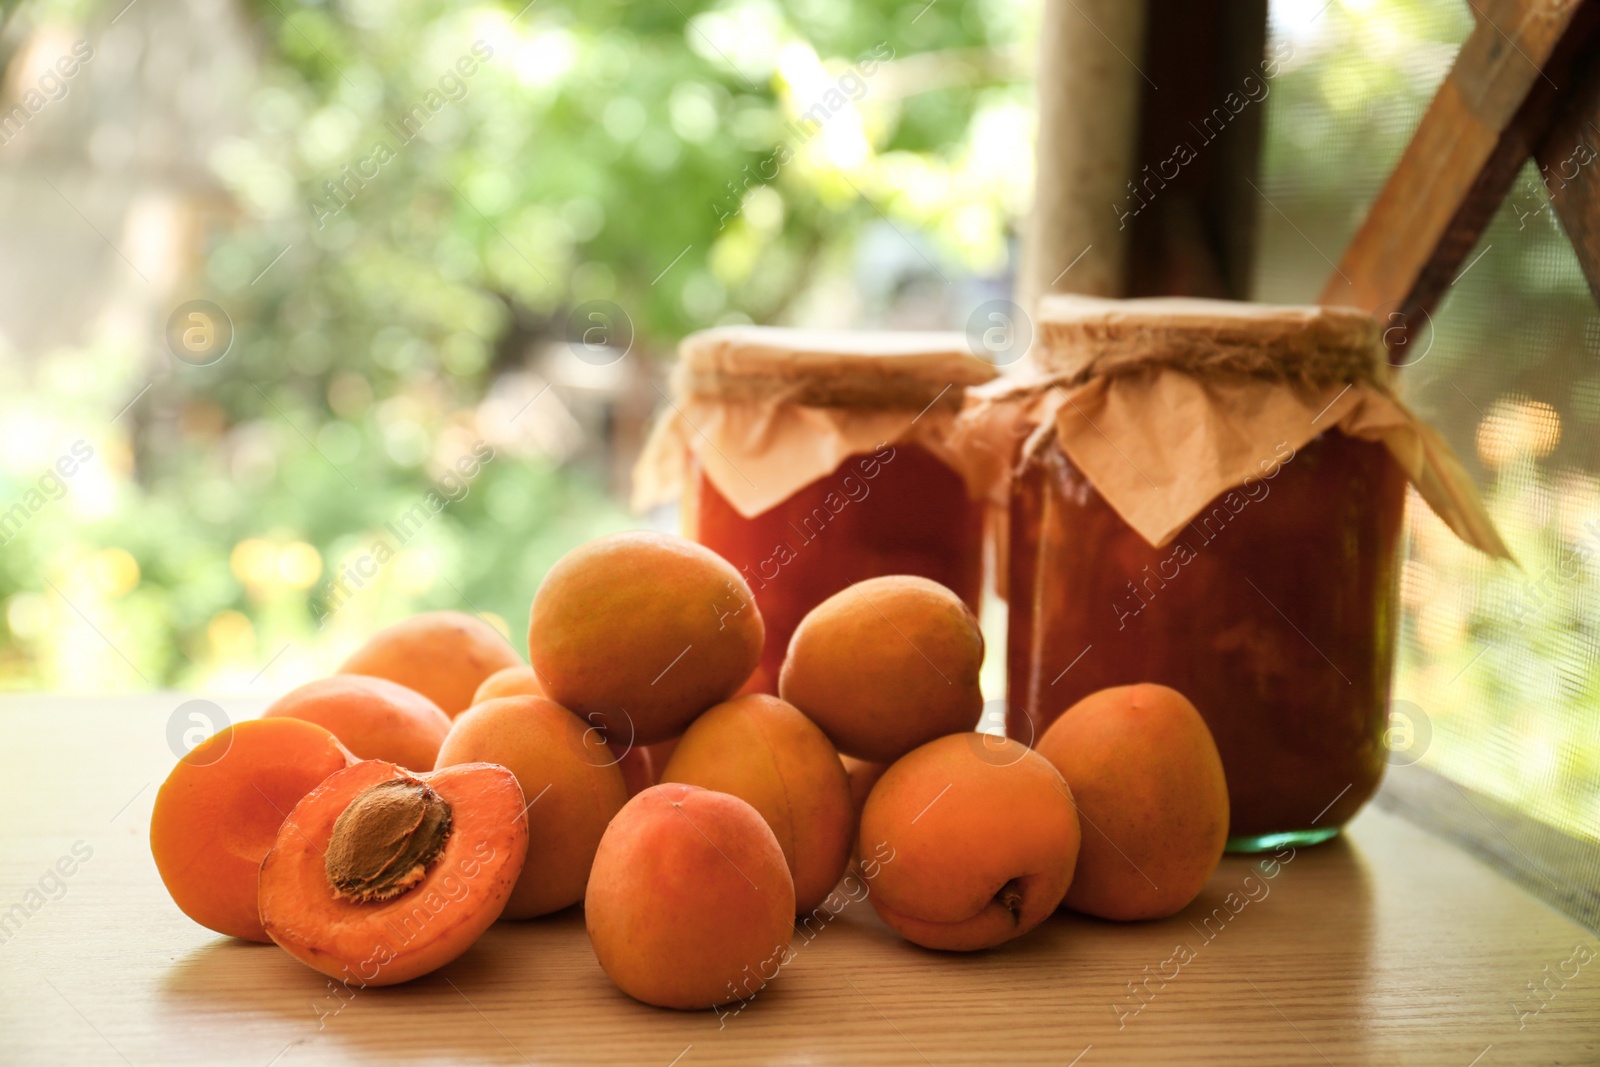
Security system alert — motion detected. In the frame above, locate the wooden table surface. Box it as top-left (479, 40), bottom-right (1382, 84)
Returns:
top-left (3, 694), bottom-right (1597, 1066)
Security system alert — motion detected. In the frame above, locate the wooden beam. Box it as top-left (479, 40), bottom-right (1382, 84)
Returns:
top-left (1124, 0), bottom-right (1269, 299)
top-left (1537, 30), bottom-right (1600, 305)
top-left (1319, 0), bottom-right (1600, 329)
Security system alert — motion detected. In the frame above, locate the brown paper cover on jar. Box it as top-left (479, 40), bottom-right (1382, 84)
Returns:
top-left (632, 326), bottom-right (999, 516)
top-left (953, 295), bottom-right (1510, 565)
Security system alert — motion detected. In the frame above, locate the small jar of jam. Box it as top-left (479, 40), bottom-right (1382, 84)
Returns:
top-left (634, 326), bottom-right (998, 692)
top-left (1000, 296), bottom-right (1504, 851)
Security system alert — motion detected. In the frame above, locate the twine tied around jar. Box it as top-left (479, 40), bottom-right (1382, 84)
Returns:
top-left (952, 295), bottom-right (1510, 562)
top-left (632, 326), bottom-right (998, 518)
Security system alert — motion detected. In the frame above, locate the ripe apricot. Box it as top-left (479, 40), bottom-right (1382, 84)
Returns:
top-left (779, 576), bottom-right (983, 763)
top-left (1035, 683), bottom-right (1229, 920)
top-left (841, 755), bottom-right (887, 864)
top-left (661, 694), bottom-right (852, 914)
top-left (611, 743), bottom-right (656, 797)
top-left (434, 696), bottom-right (629, 918)
top-left (859, 733), bottom-right (1080, 951)
top-left (264, 675), bottom-right (452, 772)
top-left (471, 664), bottom-right (545, 705)
top-left (151, 718), bottom-right (352, 942)
top-left (528, 531), bottom-right (764, 746)
top-left (259, 759), bottom-right (527, 986)
top-left (586, 784), bottom-right (794, 1010)
top-left (339, 611), bottom-right (523, 717)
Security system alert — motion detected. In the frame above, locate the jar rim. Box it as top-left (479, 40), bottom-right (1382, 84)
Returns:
top-left (676, 325), bottom-right (998, 408)
top-left (1034, 295), bottom-right (1387, 386)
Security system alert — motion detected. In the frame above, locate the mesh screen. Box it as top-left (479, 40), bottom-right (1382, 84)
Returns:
top-left (1253, 0), bottom-right (1600, 849)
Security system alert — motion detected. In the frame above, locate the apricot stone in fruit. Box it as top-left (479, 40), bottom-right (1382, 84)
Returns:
top-left (1035, 683), bottom-right (1228, 921)
top-left (779, 576), bottom-right (983, 763)
top-left (527, 532), bottom-right (764, 746)
top-left (586, 784), bottom-right (794, 1010)
top-left (339, 611), bottom-right (523, 718)
top-left (435, 696), bottom-right (629, 918)
top-left (258, 759), bottom-right (528, 985)
top-left (662, 694), bottom-right (852, 913)
top-left (264, 675), bottom-right (452, 773)
top-left (859, 733), bottom-right (1080, 951)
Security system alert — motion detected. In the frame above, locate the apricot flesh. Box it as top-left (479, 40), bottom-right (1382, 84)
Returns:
top-left (528, 531), bottom-right (764, 746)
top-left (471, 664), bottom-right (545, 705)
top-left (661, 694), bottom-right (852, 914)
top-left (780, 575), bottom-right (984, 763)
top-left (859, 733), bottom-right (1080, 951)
top-left (258, 759), bottom-right (528, 986)
top-left (1035, 683), bottom-right (1229, 921)
top-left (264, 674), bottom-right (452, 773)
top-left (434, 696), bottom-right (629, 918)
top-left (586, 783), bottom-right (794, 1010)
top-left (151, 718), bottom-right (352, 942)
top-left (339, 611), bottom-right (523, 718)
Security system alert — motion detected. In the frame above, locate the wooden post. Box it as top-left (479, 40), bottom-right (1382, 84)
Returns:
top-left (1017, 0), bottom-right (1149, 310)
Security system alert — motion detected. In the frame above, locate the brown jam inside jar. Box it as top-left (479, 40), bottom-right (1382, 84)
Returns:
top-left (689, 442), bottom-right (986, 693)
top-left (1008, 427), bottom-right (1407, 847)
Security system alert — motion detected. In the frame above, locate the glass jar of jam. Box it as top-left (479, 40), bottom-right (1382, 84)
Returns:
top-left (634, 326), bottom-right (998, 692)
top-left (1001, 296), bottom-right (1503, 851)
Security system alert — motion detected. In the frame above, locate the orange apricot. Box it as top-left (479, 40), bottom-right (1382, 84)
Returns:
top-left (779, 576), bottom-right (984, 763)
top-left (859, 733), bottom-right (1080, 951)
top-left (586, 784), bottom-right (794, 1010)
top-left (611, 743), bottom-right (656, 797)
top-left (434, 696), bottom-right (629, 918)
top-left (259, 759), bottom-right (527, 985)
top-left (263, 675), bottom-right (452, 773)
top-left (528, 532), bottom-right (764, 745)
top-left (471, 664), bottom-right (545, 705)
top-left (339, 611), bottom-right (523, 717)
top-left (841, 755), bottom-right (887, 864)
top-left (151, 718), bottom-right (352, 942)
top-left (661, 694), bottom-right (852, 913)
top-left (1035, 683), bottom-right (1229, 921)
top-left (645, 738), bottom-right (679, 779)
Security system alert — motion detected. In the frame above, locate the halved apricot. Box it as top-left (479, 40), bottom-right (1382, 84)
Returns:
top-left (258, 759), bottom-right (528, 986)
top-left (151, 718), bottom-right (353, 942)
top-left (263, 675), bottom-right (452, 772)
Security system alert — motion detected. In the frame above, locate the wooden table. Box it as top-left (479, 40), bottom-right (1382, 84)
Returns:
top-left (4, 695), bottom-right (1597, 1065)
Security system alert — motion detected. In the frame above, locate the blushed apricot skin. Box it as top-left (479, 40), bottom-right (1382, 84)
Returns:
top-left (528, 532), bottom-right (764, 746)
top-left (662, 695), bottom-right (852, 914)
top-left (779, 576), bottom-right (983, 763)
top-left (586, 784), bottom-right (794, 1010)
top-left (435, 696), bottom-right (629, 918)
top-left (264, 675), bottom-right (452, 772)
top-left (258, 759), bottom-right (528, 986)
top-left (151, 718), bottom-right (352, 942)
top-left (339, 611), bottom-right (523, 718)
top-left (1035, 683), bottom-right (1229, 921)
top-left (859, 733), bottom-right (1080, 951)
top-left (471, 664), bottom-right (545, 705)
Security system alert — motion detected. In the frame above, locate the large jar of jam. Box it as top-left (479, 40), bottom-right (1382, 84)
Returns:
top-left (634, 326), bottom-right (998, 692)
top-left (1001, 296), bottom-right (1506, 851)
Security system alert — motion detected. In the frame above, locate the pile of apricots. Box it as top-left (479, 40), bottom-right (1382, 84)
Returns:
top-left (150, 530), bottom-right (1230, 1010)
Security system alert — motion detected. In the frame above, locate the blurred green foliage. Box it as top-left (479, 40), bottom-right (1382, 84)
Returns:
top-left (0, 0), bottom-right (1030, 691)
